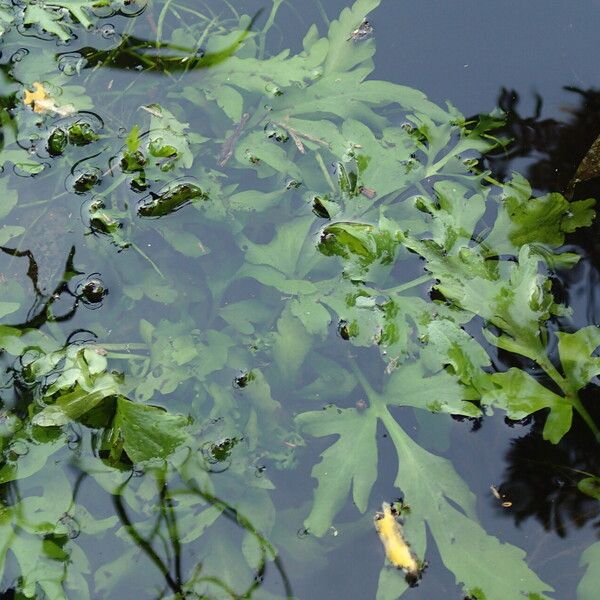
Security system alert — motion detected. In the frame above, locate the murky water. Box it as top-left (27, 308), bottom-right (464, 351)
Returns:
top-left (1, 1), bottom-right (600, 598)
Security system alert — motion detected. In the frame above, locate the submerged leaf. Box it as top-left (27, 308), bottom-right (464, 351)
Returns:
top-left (296, 406), bottom-right (378, 536)
top-left (578, 540), bottom-right (600, 600)
top-left (385, 415), bottom-right (553, 600)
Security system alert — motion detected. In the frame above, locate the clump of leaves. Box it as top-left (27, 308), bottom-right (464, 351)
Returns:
top-left (1, 0), bottom-right (599, 598)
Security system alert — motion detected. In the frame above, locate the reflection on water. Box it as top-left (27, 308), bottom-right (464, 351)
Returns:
top-left (1, 0), bottom-right (600, 598)
top-left (485, 86), bottom-right (600, 196)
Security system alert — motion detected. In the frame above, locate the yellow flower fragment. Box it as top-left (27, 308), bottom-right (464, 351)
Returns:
top-left (23, 82), bottom-right (74, 116)
top-left (374, 502), bottom-right (420, 578)
top-left (23, 82), bottom-right (49, 113)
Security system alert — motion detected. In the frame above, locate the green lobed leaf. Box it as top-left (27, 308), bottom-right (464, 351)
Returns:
top-left (109, 398), bottom-right (189, 463)
top-left (385, 414), bottom-right (553, 600)
top-left (296, 406), bottom-right (378, 536)
top-left (482, 368), bottom-right (571, 444)
top-left (578, 540), bottom-right (600, 600)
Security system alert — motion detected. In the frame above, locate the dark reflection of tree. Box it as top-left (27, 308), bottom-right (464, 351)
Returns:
top-left (483, 86), bottom-right (600, 195)
top-left (481, 86), bottom-right (600, 536)
top-left (498, 409), bottom-right (600, 536)
top-left (64, 10), bottom-right (262, 75)
top-left (111, 470), bottom-right (293, 599)
top-left (0, 246), bottom-right (83, 329)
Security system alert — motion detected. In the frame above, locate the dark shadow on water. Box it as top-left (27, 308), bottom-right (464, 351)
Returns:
top-left (484, 86), bottom-right (600, 197)
top-left (499, 406), bottom-right (600, 537)
top-left (478, 85), bottom-right (600, 541)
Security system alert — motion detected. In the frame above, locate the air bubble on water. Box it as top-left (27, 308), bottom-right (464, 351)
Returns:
top-left (285, 179), bottom-right (302, 190)
top-left (59, 513), bottom-right (81, 539)
top-left (264, 82), bottom-right (283, 97)
top-left (9, 440), bottom-right (28, 457)
top-left (11, 48), bottom-right (29, 63)
top-left (296, 527), bottom-right (309, 539)
top-left (100, 24), bottom-right (115, 39)
top-left (58, 54), bottom-right (86, 76)
top-left (201, 441), bottom-right (232, 473)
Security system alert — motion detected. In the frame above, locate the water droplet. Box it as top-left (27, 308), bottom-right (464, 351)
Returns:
top-left (296, 527), bottom-right (309, 539)
top-left (264, 122), bottom-right (288, 143)
top-left (0, 413), bottom-right (20, 438)
top-left (100, 23), bottom-right (115, 39)
top-left (58, 53), bottom-right (86, 76)
top-left (9, 440), bottom-right (28, 458)
top-left (59, 513), bottom-right (81, 539)
top-left (70, 167), bottom-right (102, 194)
top-left (11, 48), bottom-right (29, 63)
top-left (285, 179), bottom-right (302, 190)
top-left (76, 274), bottom-right (108, 307)
top-left (201, 438), bottom-right (238, 473)
top-left (264, 82), bottom-right (283, 97)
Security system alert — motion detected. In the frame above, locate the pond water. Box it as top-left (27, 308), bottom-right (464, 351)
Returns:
top-left (1, 1), bottom-right (600, 599)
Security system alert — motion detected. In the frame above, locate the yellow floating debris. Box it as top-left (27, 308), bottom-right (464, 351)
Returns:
top-left (23, 82), bottom-right (49, 113)
top-left (23, 82), bottom-right (75, 116)
top-left (374, 502), bottom-right (420, 578)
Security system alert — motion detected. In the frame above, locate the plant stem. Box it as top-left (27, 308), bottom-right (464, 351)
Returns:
top-left (348, 357), bottom-right (386, 416)
top-left (259, 0), bottom-right (283, 59)
top-left (99, 343), bottom-right (148, 350)
top-left (105, 352), bottom-right (148, 360)
top-left (385, 274), bottom-right (433, 295)
top-left (536, 354), bottom-right (600, 442)
top-left (571, 394), bottom-right (600, 441)
top-left (131, 243), bottom-right (165, 278)
top-left (314, 0), bottom-right (329, 26)
top-left (155, 0), bottom-right (173, 48)
top-left (315, 152), bottom-right (335, 192)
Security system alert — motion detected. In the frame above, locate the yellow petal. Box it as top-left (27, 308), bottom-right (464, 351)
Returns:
top-left (374, 503), bottom-right (419, 575)
top-left (23, 82), bottom-right (50, 113)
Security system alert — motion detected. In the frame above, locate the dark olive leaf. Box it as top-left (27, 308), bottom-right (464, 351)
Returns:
top-left (108, 398), bottom-right (189, 464)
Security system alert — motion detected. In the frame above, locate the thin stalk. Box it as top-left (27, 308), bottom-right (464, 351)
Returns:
top-left (571, 394), bottom-right (600, 441)
top-left (348, 357), bottom-right (385, 415)
top-left (96, 173), bottom-right (128, 199)
top-left (171, 3), bottom-right (213, 22)
top-left (535, 354), bottom-right (600, 441)
top-left (99, 343), bottom-right (148, 350)
top-left (315, 152), bottom-right (335, 192)
top-left (385, 274), bottom-right (433, 295)
top-left (259, 0), bottom-right (284, 59)
top-left (131, 243), bottom-right (165, 278)
top-left (314, 0), bottom-right (329, 26)
top-left (155, 0), bottom-right (174, 48)
top-left (104, 352), bottom-right (148, 360)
